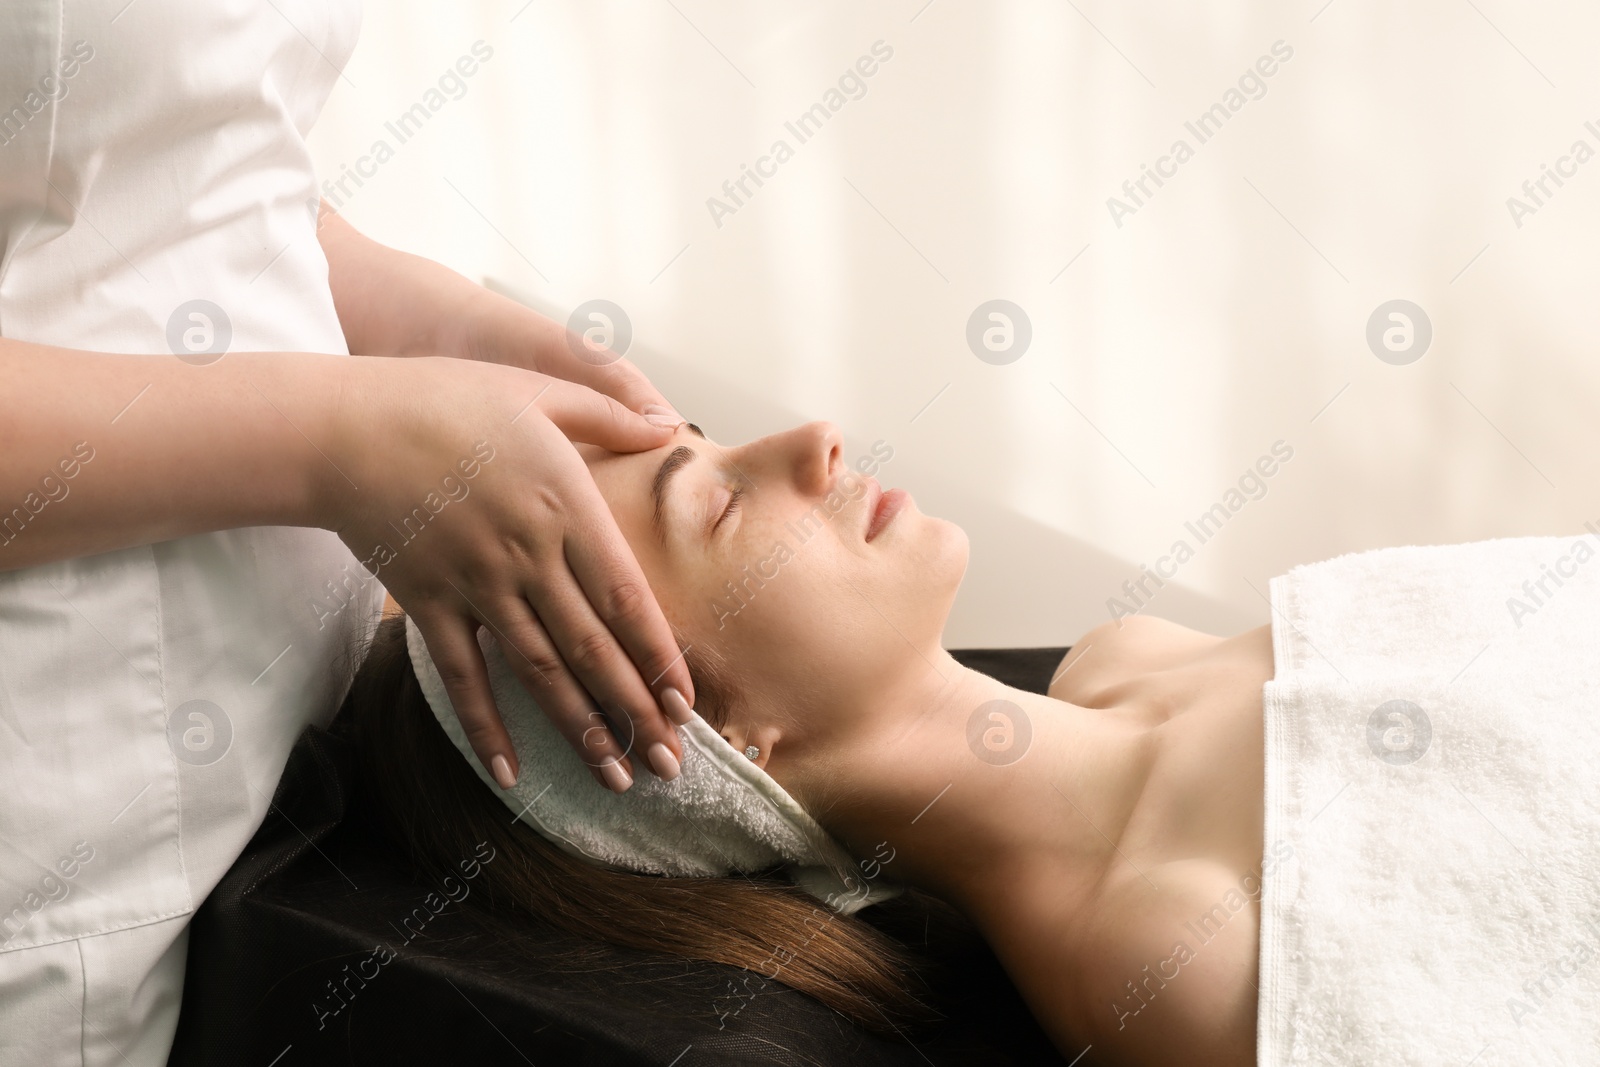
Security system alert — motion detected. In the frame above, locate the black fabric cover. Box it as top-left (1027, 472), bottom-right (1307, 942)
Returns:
top-left (167, 648), bottom-right (1070, 1067)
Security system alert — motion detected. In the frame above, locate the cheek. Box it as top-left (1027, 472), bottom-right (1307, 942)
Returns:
top-left (680, 515), bottom-right (966, 695)
top-left (636, 538), bottom-right (724, 635)
top-left (856, 514), bottom-right (967, 648)
top-left (691, 548), bottom-right (860, 671)
top-left (708, 557), bottom-right (837, 645)
top-left (865, 511), bottom-right (968, 595)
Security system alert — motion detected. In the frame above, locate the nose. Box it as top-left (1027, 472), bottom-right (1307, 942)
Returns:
top-left (786, 421), bottom-right (843, 497)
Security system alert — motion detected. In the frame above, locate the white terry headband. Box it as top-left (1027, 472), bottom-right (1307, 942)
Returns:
top-left (404, 616), bottom-right (899, 914)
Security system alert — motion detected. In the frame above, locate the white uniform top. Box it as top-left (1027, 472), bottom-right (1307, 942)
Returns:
top-left (0, 2), bottom-right (382, 1063)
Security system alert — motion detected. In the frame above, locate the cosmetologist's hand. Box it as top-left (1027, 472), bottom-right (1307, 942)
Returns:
top-left (320, 354), bottom-right (696, 793)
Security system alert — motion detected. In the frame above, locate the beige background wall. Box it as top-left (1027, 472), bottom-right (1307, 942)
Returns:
top-left (309, 1), bottom-right (1600, 647)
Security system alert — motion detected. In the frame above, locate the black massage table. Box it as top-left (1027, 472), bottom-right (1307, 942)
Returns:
top-left (167, 648), bottom-right (1071, 1067)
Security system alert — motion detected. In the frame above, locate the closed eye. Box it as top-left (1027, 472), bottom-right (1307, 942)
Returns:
top-left (712, 484), bottom-right (745, 536)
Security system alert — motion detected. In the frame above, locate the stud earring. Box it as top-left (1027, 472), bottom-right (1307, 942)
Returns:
top-left (744, 745), bottom-right (760, 761)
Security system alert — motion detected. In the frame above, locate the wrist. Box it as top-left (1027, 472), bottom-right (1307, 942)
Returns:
top-left (295, 351), bottom-right (369, 534)
top-left (444, 283), bottom-right (562, 370)
top-left (433, 281), bottom-right (503, 362)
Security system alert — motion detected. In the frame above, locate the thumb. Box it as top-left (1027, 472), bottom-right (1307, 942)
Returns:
top-left (542, 381), bottom-right (682, 452)
top-left (584, 356), bottom-right (679, 420)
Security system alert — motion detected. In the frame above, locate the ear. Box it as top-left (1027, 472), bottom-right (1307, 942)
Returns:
top-left (722, 724), bottom-right (784, 771)
top-left (719, 729), bottom-right (754, 766)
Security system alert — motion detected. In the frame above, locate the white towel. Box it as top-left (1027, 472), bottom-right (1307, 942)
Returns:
top-left (1259, 534), bottom-right (1600, 1065)
top-left (404, 616), bottom-right (898, 913)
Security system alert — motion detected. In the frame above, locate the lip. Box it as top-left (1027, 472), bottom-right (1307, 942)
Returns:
top-left (864, 478), bottom-right (909, 543)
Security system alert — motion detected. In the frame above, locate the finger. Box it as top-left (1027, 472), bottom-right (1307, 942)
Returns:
top-left (538, 380), bottom-right (680, 453)
top-left (482, 594), bottom-right (640, 790)
top-left (586, 356), bottom-right (678, 421)
top-left (525, 557), bottom-right (688, 780)
top-left (523, 318), bottom-right (678, 418)
top-left (560, 508), bottom-right (696, 710)
top-left (411, 610), bottom-right (520, 791)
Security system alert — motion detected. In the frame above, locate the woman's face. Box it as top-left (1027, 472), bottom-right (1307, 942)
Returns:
top-left (579, 422), bottom-right (968, 770)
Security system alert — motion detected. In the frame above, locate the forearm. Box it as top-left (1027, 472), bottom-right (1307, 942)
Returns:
top-left (316, 203), bottom-right (570, 369)
top-left (0, 339), bottom-right (346, 570)
top-left (318, 202), bottom-right (486, 358)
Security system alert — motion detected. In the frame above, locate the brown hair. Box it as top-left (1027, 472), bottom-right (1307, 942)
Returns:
top-left (341, 613), bottom-right (943, 1033)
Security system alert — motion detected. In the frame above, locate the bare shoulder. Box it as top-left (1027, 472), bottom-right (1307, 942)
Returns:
top-left (1049, 616), bottom-right (1223, 705)
top-left (1054, 862), bottom-right (1260, 1066)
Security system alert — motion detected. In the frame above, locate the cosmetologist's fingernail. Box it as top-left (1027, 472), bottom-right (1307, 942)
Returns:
top-left (599, 756), bottom-right (633, 793)
top-left (660, 686), bottom-right (695, 726)
top-left (491, 754), bottom-right (517, 790)
top-left (643, 404), bottom-right (685, 427)
top-left (647, 742), bottom-right (681, 781)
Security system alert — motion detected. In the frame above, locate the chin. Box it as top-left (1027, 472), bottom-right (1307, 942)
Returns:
top-left (935, 517), bottom-right (970, 590)
top-left (908, 512), bottom-right (970, 602)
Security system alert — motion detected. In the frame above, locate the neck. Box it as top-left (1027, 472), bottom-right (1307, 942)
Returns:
top-left (790, 650), bottom-right (1140, 926)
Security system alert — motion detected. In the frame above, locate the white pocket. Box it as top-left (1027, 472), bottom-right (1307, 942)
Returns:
top-left (0, 545), bottom-right (194, 955)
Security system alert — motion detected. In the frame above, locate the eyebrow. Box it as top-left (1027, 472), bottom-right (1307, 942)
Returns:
top-left (649, 423), bottom-right (707, 540)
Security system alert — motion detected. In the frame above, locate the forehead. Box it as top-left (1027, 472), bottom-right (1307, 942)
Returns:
top-left (576, 435), bottom-right (703, 540)
top-left (579, 422), bottom-right (713, 475)
top-left (578, 440), bottom-right (661, 493)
